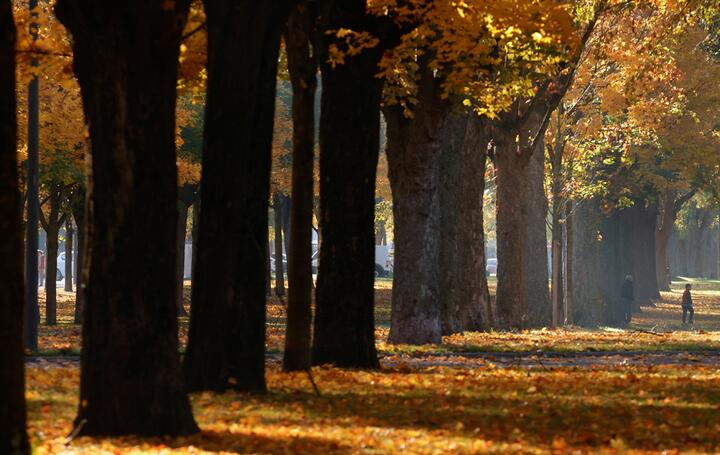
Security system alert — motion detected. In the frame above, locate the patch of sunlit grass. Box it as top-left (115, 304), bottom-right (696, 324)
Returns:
top-left (28, 363), bottom-right (720, 454)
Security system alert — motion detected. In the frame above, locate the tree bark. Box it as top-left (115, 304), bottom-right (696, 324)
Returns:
top-left (184, 1), bottom-right (294, 392)
top-left (55, 0), bottom-right (198, 436)
top-left (563, 200), bottom-right (574, 325)
top-left (273, 192), bottom-right (286, 297)
top-left (312, 1), bottom-right (387, 367)
top-left (283, 1), bottom-right (317, 372)
top-left (40, 184), bottom-right (65, 326)
top-left (0, 1), bottom-right (30, 451)
top-left (44, 220), bottom-right (59, 324)
top-left (439, 111), bottom-right (492, 334)
top-left (385, 62), bottom-right (447, 345)
top-left (71, 186), bottom-right (85, 324)
top-left (688, 205), bottom-right (713, 278)
top-left (569, 199), bottom-right (606, 326)
top-left (525, 137), bottom-right (551, 324)
top-left (491, 104), bottom-right (550, 328)
top-left (549, 107), bottom-right (564, 326)
top-left (64, 217), bottom-right (73, 291)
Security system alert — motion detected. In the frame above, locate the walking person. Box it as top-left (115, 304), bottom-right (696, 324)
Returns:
top-left (681, 283), bottom-right (694, 325)
top-left (620, 275), bottom-right (634, 324)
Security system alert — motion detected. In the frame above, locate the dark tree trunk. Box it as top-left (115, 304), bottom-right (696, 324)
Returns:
top-left (491, 105), bottom-right (550, 328)
top-left (266, 239), bottom-right (272, 296)
top-left (190, 198), bottom-right (199, 278)
top-left (283, 1), bottom-right (317, 372)
top-left (549, 109), bottom-right (564, 326)
top-left (24, 0), bottom-right (40, 353)
top-left (71, 187), bottom-right (86, 324)
top-left (39, 184), bottom-right (64, 326)
top-left (64, 217), bottom-right (73, 291)
top-left (184, 1), bottom-right (294, 392)
top-left (176, 184), bottom-right (195, 317)
top-left (384, 62), bottom-right (447, 345)
top-left (563, 200), bottom-right (574, 325)
top-left (688, 206), bottom-right (713, 278)
top-left (281, 195), bottom-right (291, 257)
top-left (525, 138), bottom-right (551, 324)
top-left (656, 191), bottom-right (674, 291)
top-left (0, 2), bottom-right (30, 451)
top-left (569, 199), bottom-right (606, 326)
top-left (635, 201), bottom-right (660, 303)
top-left (55, 0), bottom-right (198, 436)
top-left (439, 111), bottom-right (492, 334)
top-left (273, 192), bottom-right (286, 297)
top-left (44, 221), bottom-right (59, 324)
top-left (312, 1), bottom-right (387, 367)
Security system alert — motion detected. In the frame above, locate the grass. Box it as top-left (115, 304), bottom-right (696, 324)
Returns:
top-left (36, 277), bottom-right (720, 356)
top-left (27, 362), bottom-right (720, 453)
top-left (26, 278), bottom-right (720, 453)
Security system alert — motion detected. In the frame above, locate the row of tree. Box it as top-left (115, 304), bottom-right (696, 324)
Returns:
top-left (2, 0), bottom-right (719, 452)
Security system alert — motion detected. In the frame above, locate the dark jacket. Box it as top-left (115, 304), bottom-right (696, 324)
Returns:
top-left (620, 280), bottom-right (634, 301)
top-left (682, 290), bottom-right (693, 307)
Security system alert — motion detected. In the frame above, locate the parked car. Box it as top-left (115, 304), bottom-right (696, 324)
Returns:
top-left (56, 251), bottom-right (75, 281)
top-left (270, 253), bottom-right (287, 274)
top-left (486, 258), bottom-right (497, 276)
top-left (271, 250), bottom-right (319, 274)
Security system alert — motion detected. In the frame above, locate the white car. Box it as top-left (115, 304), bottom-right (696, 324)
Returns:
top-left (56, 251), bottom-right (75, 281)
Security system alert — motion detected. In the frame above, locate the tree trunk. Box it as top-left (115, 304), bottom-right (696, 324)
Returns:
top-left (24, 0), bottom-right (40, 353)
top-left (312, 1), bottom-right (386, 367)
top-left (569, 199), bottom-right (606, 326)
top-left (71, 187), bottom-right (85, 325)
top-left (549, 108), bottom-right (564, 326)
top-left (564, 200), bottom-right (574, 325)
top-left (0, 1), bottom-right (30, 451)
top-left (281, 195), bottom-right (291, 257)
top-left (64, 218), bottom-right (73, 291)
top-left (385, 62), bottom-right (447, 345)
top-left (689, 207), bottom-right (713, 278)
top-left (439, 111), bottom-right (492, 334)
top-left (184, 1), bottom-right (293, 392)
top-left (44, 218), bottom-right (59, 325)
top-left (55, 0), bottom-right (198, 436)
top-left (283, 2), bottom-right (317, 372)
top-left (273, 192), bottom-right (286, 297)
top-left (40, 185), bottom-right (64, 326)
top-left (654, 189), bottom-right (693, 291)
top-left (492, 108), bottom-right (550, 328)
top-left (266, 239), bottom-right (272, 296)
top-left (525, 138), bottom-right (551, 324)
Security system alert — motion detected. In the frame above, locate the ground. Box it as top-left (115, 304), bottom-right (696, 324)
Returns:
top-left (26, 278), bottom-right (720, 453)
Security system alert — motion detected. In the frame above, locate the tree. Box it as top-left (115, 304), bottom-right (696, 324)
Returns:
top-left (282, 2), bottom-right (318, 372)
top-left (384, 60), bottom-right (447, 345)
top-left (438, 111), bottom-right (493, 334)
top-left (184, 0), bottom-right (296, 392)
top-left (370, 0), bottom-right (579, 334)
top-left (64, 216), bottom-right (73, 291)
top-left (311, 0), bottom-right (391, 368)
top-left (38, 181), bottom-right (69, 325)
top-left (0, 1), bottom-right (30, 452)
top-left (272, 191), bottom-right (287, 297)
top-left (55, 0), bottom-right (198, 435)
